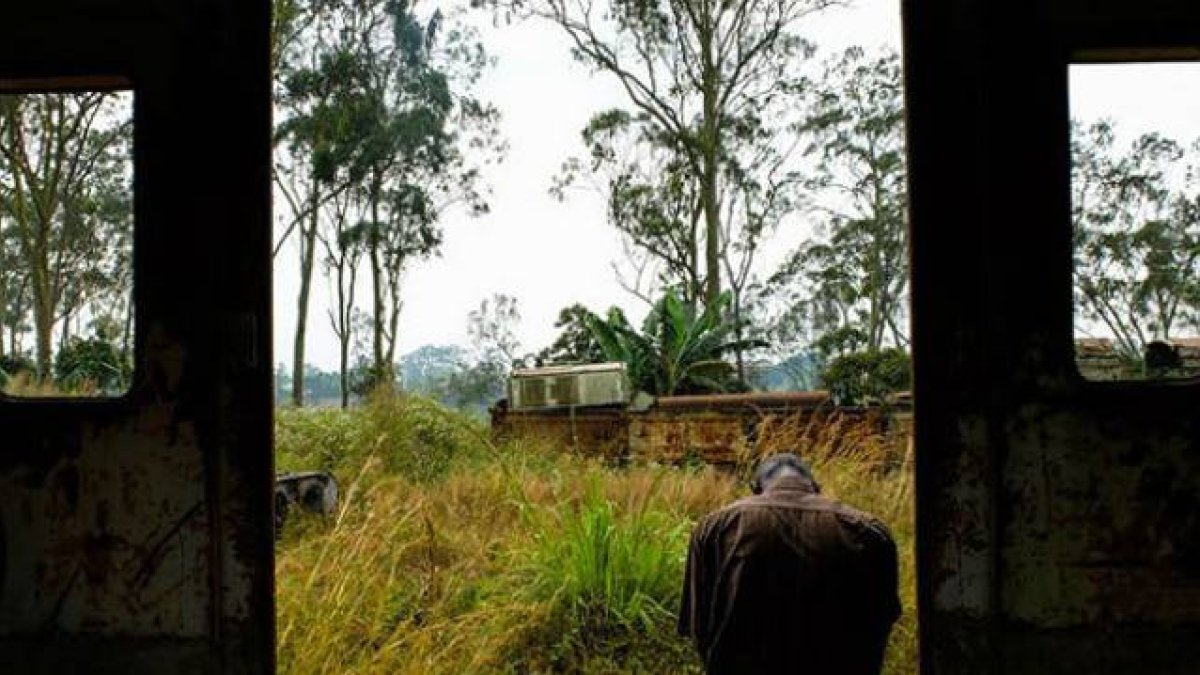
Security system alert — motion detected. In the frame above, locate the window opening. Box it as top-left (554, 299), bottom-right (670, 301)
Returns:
top-left (1071, 62), bottom-right (1200, 381)
top-left (0, 85), bottom-right (134, 398)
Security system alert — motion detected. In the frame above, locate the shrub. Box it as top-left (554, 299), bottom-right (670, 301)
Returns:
top-left (55, 335), bottom-right (130, 394)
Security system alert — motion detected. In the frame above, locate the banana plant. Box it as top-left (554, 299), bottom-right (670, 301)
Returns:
top-left (586, 290), bottom-right (766, 396)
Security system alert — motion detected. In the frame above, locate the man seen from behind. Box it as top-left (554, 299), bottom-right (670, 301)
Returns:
top-left (678, 452), bottom-right (900, 674)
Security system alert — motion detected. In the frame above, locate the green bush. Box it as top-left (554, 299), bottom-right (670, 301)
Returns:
top-left (360, 392), bottom-right (491, 482)
top-left (54, 336), bottom-right (130, 393)
top-left (275, 392), bottom-right (490, 483)
top-left (0, 354), bottom-right (35, 389)
top-left (819, 347), bottom-right (911, 406)
top-left (275, 407), bottom-right (367, 474)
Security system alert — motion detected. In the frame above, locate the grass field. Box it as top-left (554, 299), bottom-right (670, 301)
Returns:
top-left (275, 394), bottom-right (916, 674)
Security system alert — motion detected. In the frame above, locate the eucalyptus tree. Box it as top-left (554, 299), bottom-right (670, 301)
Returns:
top-left (274, 0), bottom-right (500, 404)
top-left (766, 48), bottom-right (908, 357)
top-left (514, 0), bottom-right (832, 309)
top-left (349, 1), bottom-right (501, 387)
top-left (274, 0), bottom-right (376, 405)
top-left (319, 188), bottom-right (366, 408)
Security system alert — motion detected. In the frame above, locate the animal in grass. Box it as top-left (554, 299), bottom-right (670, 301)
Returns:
top-left (274, 471), bottom-right (338, 538)
top-left (679, 452), bottom-right (900, 675)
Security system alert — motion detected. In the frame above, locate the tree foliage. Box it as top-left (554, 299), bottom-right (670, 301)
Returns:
top-left (536, 303), bottom-right (607, 365)
top-left (273, 0), bottom-right (502, 404)
top-left (1071, 120), bottom-right (1200, 360)
top-left (0, 92), bottom-right (133, 382)
top-left (422, 293), bottom-right (523, 415)
top-left (818, 346), bottom-right (910, 406)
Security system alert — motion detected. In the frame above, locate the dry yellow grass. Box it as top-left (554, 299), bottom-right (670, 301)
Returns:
top-left (275, 396), bottom-right (916, 674)
top-left (0, 371), bottom-right (102, 397)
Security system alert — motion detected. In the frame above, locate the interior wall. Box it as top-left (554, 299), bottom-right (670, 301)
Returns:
top-left (0, 1), bottom-right (274, 673)
top-left (904, 1), bottom-right (1200, 672)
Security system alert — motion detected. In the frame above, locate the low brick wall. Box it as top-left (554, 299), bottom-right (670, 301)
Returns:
top-left (491, 392), bottom-right (911, 468)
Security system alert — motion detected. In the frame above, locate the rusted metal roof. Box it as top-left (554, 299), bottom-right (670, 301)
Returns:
top-left (654, 391), bottom-right (831, 410)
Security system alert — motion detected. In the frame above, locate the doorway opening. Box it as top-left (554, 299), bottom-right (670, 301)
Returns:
top-left (268, 0), bottom-right (916, 672)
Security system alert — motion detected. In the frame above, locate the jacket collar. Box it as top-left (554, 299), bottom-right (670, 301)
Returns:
top-left (763, 473), bottom-right (820, 497)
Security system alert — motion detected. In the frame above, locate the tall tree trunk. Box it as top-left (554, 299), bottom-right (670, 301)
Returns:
top-left (370, 230), bottom-right (384, 375)
top-left (701, 155), bottom-right (721, 306)
top-left (122, 295), bottom-right (134, 360)
top-left (368, 174), bottom-right (392, 392)
top-left (0, 265), bottom-right (6, 362)
top-left (32, 277), bottom-right (52, 381)
top-left (332, 245), bottom-right (356, 409)
top-left (339, 335), bottom-right (350, 408)
top-left (699, 7), bottom-right (721, 307)
top-left (9, 114), bottom-right (55, 381)
top-left (59, 310), bottom-right (71, 352)
top-left (385, 261), bottom-right (401, 368)
top-left (732, 292), bottom-right (746, 386)
top-left (29, 225), bottom-right (54, 380)
top-left (291, 182), bottom-right (319, 407)
top-left (332, 259), bottom-right (349, 409)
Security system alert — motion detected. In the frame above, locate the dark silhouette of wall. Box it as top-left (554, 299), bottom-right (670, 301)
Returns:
top-left (0, 1), bottom-right (274, 673)
top-left (905, 1), bottom-right (1200, 672)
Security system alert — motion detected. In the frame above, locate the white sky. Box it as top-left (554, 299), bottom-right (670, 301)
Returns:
top-left (1070, 63), bottom-right (1200, 143)
top-left (272, 2), bottom-right (1200, 371)
top-left (273, 0), bottom-right (903, 371)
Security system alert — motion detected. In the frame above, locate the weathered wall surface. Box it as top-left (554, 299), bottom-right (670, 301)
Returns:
top-left (905, 0), bottom-right (1200, 672)
top-left (492, 392), bottom-right (910, 469)
top-left (0, 1), bottom-right (274, 673)
top-left (491, 406), bottom-right (630, 461)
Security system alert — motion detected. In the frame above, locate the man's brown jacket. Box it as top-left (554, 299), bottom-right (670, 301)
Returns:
top-left (678, 474), bottom-right (900, 674)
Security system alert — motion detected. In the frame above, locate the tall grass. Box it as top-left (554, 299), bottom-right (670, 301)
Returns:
top-left (275, 395), bottom-right (916, 674)
top-left (0, 371), bottom-right (105, 397)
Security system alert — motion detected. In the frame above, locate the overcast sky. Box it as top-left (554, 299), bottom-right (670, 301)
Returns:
top-left (271, 0), bottom-right (1200, 371)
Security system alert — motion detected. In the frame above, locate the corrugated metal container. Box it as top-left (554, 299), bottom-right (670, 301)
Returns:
top-left (509, 362), bottom-right (630, 410)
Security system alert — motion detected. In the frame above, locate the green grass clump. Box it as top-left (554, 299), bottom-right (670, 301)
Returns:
top-left (275, 393), bottom-right (916, 675)
top-left (504, 476), bottom-right (694, 672)
top-left (519, 481), bottom-right (687, 629)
